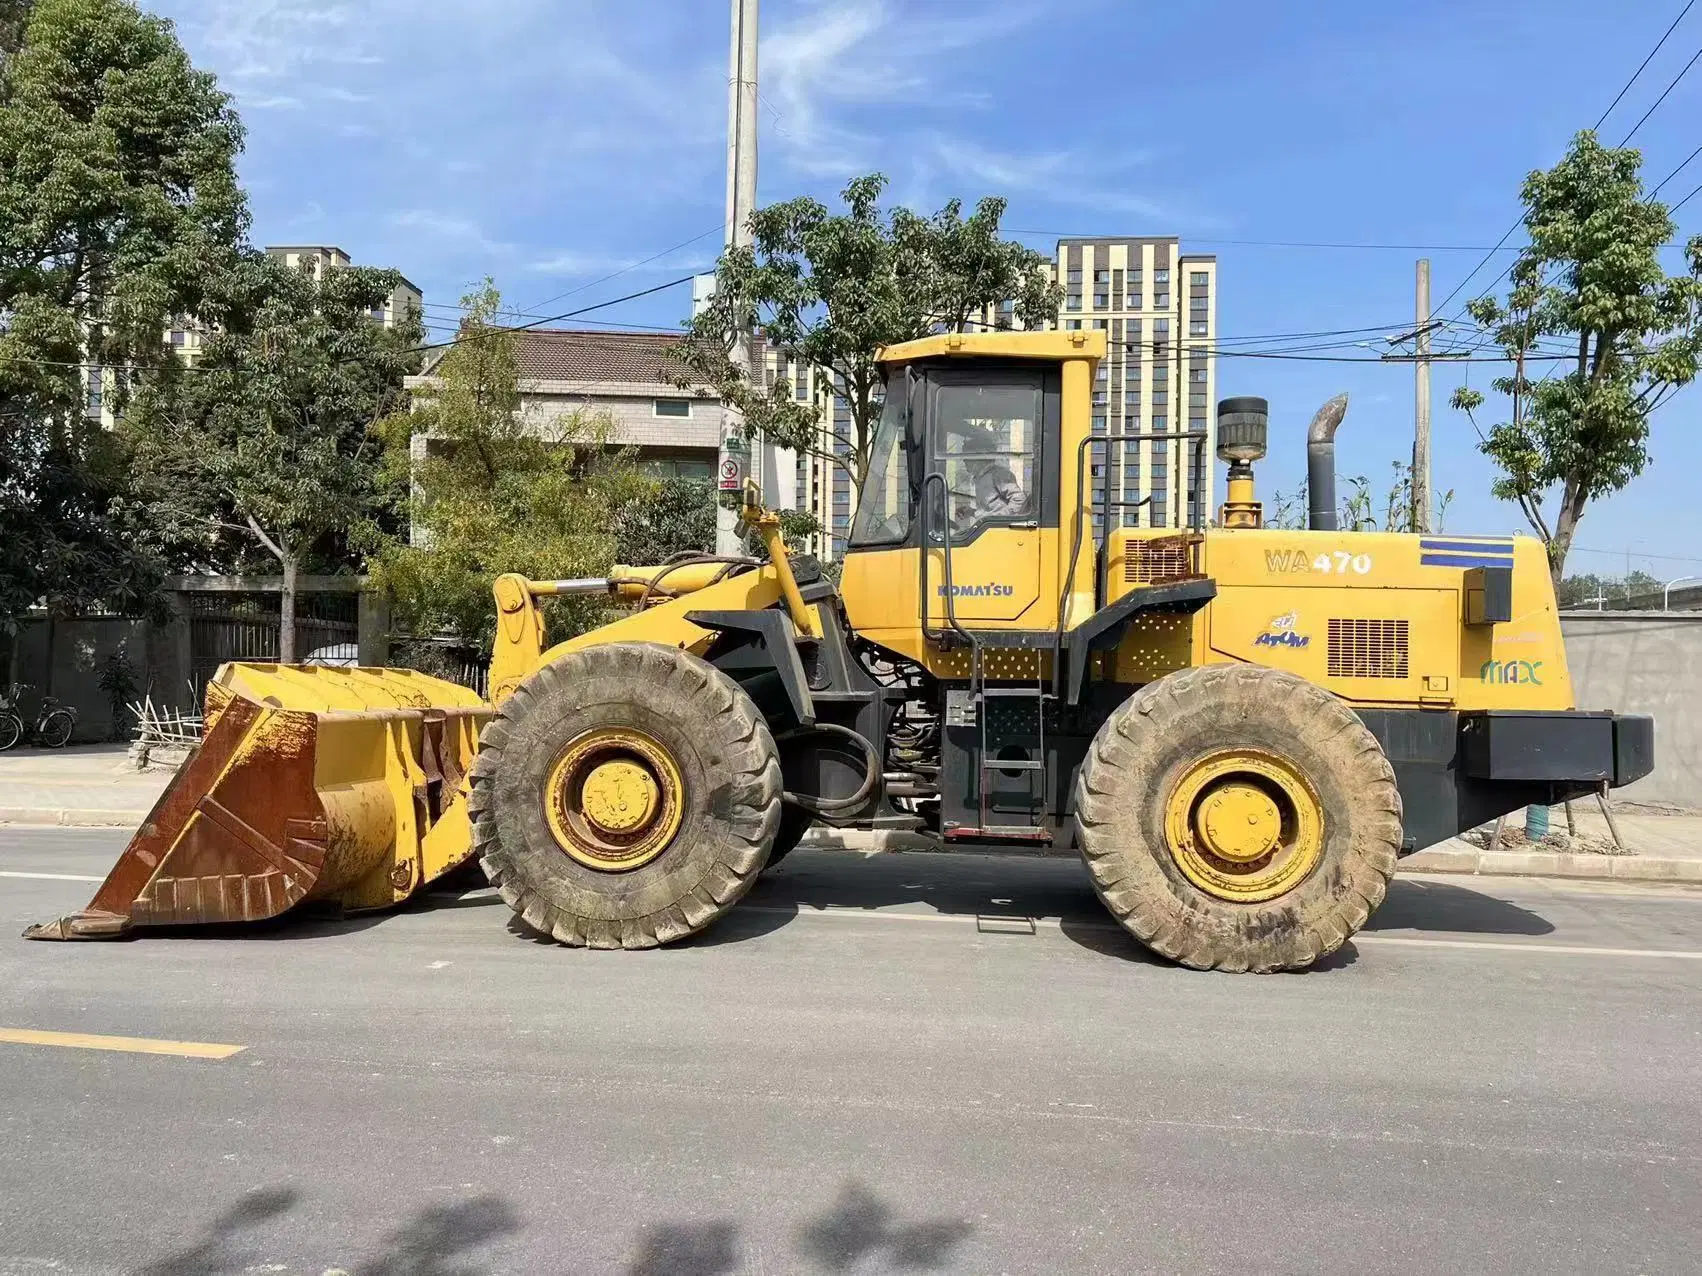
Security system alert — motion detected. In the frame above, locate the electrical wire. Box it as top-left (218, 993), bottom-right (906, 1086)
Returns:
top-left (521, 224), bottom-right (724, 316)
top-left (1433, 1), bottom-right (1698, 322)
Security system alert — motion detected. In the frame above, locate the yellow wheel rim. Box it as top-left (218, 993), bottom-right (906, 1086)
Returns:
top-left (544, 728), bottom-right (685, 872)
top-left (1163, 749), bottom-right (1323, 903)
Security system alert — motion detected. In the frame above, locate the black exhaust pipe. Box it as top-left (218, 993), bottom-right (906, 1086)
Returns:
top-left (1306, 393), bottom-right (1349, 531)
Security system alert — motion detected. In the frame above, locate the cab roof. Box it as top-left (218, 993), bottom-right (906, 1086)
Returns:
top-left (876, 329), bottom-right (1108, 364)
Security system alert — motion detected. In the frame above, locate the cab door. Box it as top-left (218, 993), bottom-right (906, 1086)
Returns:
top-left (921, 367), bottom-right (1057, 631)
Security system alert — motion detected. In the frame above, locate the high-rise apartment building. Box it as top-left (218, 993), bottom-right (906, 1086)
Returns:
top-left (993, 236), bottom-right (1218, 531)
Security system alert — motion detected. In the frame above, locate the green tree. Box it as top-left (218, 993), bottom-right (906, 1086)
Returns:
top-left (127, 254), bottom-right (421, 660)
top-left (1452, 131), bottom-right (1702, 586)
top-left (371, 285), bottom-right (651, 652)
top-left (676, 174), bottom-right (1059, 491)
top-left (0, 0), bottom-right (246, 628)
top-left (1339, 461), bottom-right (1454, 532)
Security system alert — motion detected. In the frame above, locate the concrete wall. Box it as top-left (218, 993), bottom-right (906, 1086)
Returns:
top-left (1562, 612), bottom-right (1702, 810)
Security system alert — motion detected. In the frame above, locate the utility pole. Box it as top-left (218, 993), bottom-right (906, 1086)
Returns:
top-left (716, 0), bottom-right (759, 555)
top-left (1412, 258), bottom-right (1431, 534)
top-left (1383, 259), bottom-right (1463, 532)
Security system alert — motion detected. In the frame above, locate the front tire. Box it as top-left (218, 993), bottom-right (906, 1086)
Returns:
top-left (470, 643), bottom-right (782, 949)
top-left (0, 712), bottom-right (21, 752)
top-left (1074, 664), bottom-right (1401, 972)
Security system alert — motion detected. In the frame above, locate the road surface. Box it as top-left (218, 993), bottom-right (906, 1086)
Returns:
top-left (2, 828), bottom-right (1700, 1274)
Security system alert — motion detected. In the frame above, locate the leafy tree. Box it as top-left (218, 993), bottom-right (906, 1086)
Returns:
top-left (676, 174), bottom-right (1060, 491)
top-left (370, 285), bottom-right (652, 651)
top-left (126, 254), bottom-right (421, 660)
top-left (0, 0), bottom-right (247, 630)
top-left (1555, 569), bottom-right (1660, 609)
top-left (1452, 130), bottom-right (1702, 586)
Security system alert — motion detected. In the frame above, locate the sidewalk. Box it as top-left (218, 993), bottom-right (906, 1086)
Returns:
top-left (0, 744), bottom-right (170, 828)
top-left (2, 745), bottom-right (1698, 885)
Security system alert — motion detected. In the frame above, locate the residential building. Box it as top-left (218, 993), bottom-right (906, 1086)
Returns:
top-left (986, 236), bottom-right (1218, 531)
top-left (265, 245), bottom-right (423, 331)
top-left (408, 327), bottom-right (722, 479)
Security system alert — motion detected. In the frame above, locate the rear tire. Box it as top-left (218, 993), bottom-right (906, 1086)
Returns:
top-left (0, 712), bottom-right (20, 752)
top-left (1074, 664), bottom-right (1401, 972)
top-left (470, 643), bottom-right (781, 949)
top-left (38, 709), bottom-right (74, 749)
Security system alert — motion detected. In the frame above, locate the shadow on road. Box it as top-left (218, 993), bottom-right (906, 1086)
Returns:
top-left (623, 1180), bottom-right (973, 1275)
top-left (1366, 877), bottom-right (1554, 936)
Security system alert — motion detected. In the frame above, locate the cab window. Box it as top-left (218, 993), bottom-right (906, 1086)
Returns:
top-left (847, 388), bottom-right (911, 547)
top-left (932, 380), bottom-right (1041, 541)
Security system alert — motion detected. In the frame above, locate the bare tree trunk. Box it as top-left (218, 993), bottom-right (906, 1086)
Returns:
top-left (1548, 478), bottom-right (1588, 591)
top-left (279, 552), bottom-right (298, 664)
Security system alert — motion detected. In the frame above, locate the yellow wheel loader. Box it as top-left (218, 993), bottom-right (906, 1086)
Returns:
top-left (27, 330), bottom-right (1654, 971)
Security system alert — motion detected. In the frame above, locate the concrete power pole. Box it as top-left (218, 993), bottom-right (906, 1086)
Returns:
top-left (715, 0), bottom-right (760, 555)
top-left (1411, 258), bottom-right (1432, 534)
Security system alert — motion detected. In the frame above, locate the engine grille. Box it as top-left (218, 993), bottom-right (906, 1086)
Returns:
top-left (1123, 537), bottom-right (1195, 585)
top-left (1327, 618), bottom-right (1410, 679)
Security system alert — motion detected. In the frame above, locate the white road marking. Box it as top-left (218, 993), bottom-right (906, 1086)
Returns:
top-left (0, 871), bottom-right (103, 882)
top-left (741, 903), bottom-right (1702, 959)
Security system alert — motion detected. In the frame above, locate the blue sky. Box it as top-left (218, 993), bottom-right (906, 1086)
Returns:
top-left (150, 0), bottom-right (1702, 581)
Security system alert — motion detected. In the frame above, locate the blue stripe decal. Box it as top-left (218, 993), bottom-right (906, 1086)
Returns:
top-left (1420, 538), bottom-right (1514, 553)
top-left (1421, 552), bottom-right (1515, 568)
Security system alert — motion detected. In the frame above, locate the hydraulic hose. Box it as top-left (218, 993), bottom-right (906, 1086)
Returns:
top-left (776, 722), bottom-right (881, 815)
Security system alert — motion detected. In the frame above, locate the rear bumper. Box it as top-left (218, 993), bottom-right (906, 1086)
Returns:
top-left (1356, 708), bottom-right (1655, 856)
top-left (1459, 710), bottom-right (1654, 789)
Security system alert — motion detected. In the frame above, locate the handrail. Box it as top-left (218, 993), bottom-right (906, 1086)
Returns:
top-left (919, 471), bottom-right (976, 650)
top-left (1051, 429), bottom-right (1210, 698)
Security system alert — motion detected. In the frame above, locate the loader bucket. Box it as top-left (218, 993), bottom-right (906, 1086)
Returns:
top-left (24, 663), bottom-right (492, 940)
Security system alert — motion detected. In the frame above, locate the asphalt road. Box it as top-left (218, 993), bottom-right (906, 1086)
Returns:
top-left (2, 829), bottom-right (1701, 1275)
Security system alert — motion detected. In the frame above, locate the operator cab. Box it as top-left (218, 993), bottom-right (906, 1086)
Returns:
top-left (838, 336), bottom-right (1070, 658)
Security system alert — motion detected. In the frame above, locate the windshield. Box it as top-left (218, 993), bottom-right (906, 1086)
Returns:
top-left (848, 381), bottom-right (911, 547)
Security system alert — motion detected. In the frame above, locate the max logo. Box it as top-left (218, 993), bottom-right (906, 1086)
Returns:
top-left (1253, 611), bottom-right (1310, 649)
top-left (1265, 550), bottom-right (1311, 573)
top-left (937, 583), bottom-right (1015, 598)
top-left (1481, 659), bottom-right (1543, 686)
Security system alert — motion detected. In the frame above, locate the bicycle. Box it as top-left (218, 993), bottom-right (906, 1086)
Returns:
top-left (0, 685), bottom-right (77, 751)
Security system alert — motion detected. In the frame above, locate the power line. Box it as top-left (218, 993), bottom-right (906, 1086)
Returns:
top-left (1650, 140), bottom-right (1702, 195)
top-left (520, 225), bottom-right (723, 316)
top-left (1617, 41), bottom-right (1702, 145)
top-left (1670, 174), bottom-right (1702, 212)
top-left (1433, 1), bottom-right (1698, 321)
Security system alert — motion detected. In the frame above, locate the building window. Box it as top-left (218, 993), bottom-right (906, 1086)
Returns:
top-left (1191, 271), bottom-right (1209, 287)
top-left (1154, 268), bottom-right (1170, 284)
top-left (1190, 321), bottom-right (1210, 336)
top-left (1092, 391), bottom-right (1109, 407)
top-left (1154, 293), bottom-right (1170, 311)
top-left (1125, 292), bottom-right (1141, 309)
top-left (170, 330), bottom-right (186, 347)
top-left (1190, 296), bottom-right (1209, 313)
top-left (1094, 269), bottom-right (1111, 283)
top-left (1152, 417), bottom-right (1168, 434)
top-left (1092, 414), bottom-right (1107, 431)
top-left (1067, 268), bottom-right (1083, 283)
top-left (1066, 319), bottom-right (1082, 330)
top-left (1092, 293), bottom-right (1108, 308)
top-left (653, 398), bottom-right (692, 418)
top-left (1190, 392), bottom-right (1209, 409)
top-left (1066, 294), bottom-right (1082, 311)
top-left (1190, 366), bottom-right (1208, 384)
top-left (1092, 318), bottom-right (1107, 330)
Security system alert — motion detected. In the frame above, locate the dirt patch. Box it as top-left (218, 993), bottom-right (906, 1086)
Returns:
top-left (1462, 823), bottom-right (1634, 857)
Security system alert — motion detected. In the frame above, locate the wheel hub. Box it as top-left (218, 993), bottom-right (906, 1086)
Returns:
top-left (1164, 750), bottom-right (1323, 903)
top-left (1194, 781), bottom-right (1282, 863)
top-left (544, 728), bottom-right (684, 872)
top-left (580, 760), bottom-right (660, 835)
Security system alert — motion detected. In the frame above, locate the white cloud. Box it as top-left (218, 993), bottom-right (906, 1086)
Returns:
top-left (389, 210), bottom-right (514, 257)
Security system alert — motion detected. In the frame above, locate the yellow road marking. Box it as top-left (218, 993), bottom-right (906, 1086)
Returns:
top-left (0, 1028), bottom-right (245, 1059)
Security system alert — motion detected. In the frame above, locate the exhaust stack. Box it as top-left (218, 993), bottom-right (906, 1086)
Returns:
top-left (1306, 393), bottom-right (1349, 531)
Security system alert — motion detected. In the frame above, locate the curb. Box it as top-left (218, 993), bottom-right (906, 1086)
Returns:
top-left (1400, 845), bottom-right (1702, 884)
top-left (0, 808), bottom-right (148, 829)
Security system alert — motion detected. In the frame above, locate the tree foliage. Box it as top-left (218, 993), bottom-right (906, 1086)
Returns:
top-left (126, 254), bottom-right (421, 659)
top-left (676, 173), bottom-right (1059, 491)
top-left (1554, 569), bottom-right (1660, 609)
top-left (1451, 130), bottom-right (1702, 584)
top-left (0, 0), bottom-right (247, 625)
top-left (370, 285), bottom-right (655, 651)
